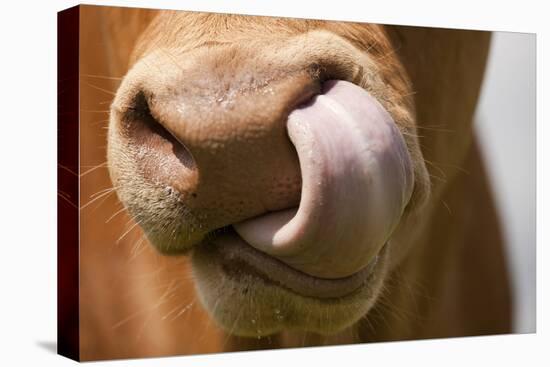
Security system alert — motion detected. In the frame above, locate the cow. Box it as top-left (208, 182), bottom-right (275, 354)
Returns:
top-left (72, 5), bottom-right (511, 360)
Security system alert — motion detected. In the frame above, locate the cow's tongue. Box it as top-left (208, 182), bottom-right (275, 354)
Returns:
top-left (233, 80), bottom-right (413, 279)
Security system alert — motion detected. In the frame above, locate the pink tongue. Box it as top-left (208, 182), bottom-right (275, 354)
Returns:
top-left (234, 80), bottom-right (413, 279)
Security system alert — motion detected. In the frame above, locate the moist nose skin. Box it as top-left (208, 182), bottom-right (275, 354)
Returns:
top-left (233, 80), bottom-right (414, 279)
top-left (110, 51), bottom-right (322, 250)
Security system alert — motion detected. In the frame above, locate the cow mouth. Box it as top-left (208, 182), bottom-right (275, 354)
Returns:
top-left (134, 79), bottom-right (413, 299)
top-left (228, 80), bottom-right (414, 279)
top-left (186, 80), bottom-right (412, 300)
top-left (199, 227), bottom-right (383, 299)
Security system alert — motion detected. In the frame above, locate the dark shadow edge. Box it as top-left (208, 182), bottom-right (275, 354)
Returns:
top-left (57, 4), bottom-right (81, 362)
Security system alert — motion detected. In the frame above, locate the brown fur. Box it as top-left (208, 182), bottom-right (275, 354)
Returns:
top-left (77, 5), bottom-right (511, 360)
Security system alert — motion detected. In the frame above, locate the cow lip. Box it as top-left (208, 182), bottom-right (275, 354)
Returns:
top-left (208, 227), bottom-right (381, 299)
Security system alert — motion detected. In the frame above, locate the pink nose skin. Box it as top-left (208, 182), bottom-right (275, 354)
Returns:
top-left (233, 80), bottom-right (414, 279)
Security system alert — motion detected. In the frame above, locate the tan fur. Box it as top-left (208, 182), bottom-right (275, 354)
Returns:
top-left (78, 5), bottom-right (511, 360)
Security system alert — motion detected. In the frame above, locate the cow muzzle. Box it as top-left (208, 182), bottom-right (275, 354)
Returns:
top-left (109, 41), bottom-right (414, 284)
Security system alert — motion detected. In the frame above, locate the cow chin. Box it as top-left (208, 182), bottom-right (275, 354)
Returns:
top-left (190, 239), bottom-right (390, 337)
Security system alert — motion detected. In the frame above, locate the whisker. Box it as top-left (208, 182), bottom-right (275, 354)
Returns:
top-left (58, 190), bottom-right (71, 199)
top-left (105, 205), bottom-right (128, 224)
top-left (89, 186), bottom-right (117, 199)
top-left (168, 300), bottom-right (196, 322)
top-left (58, 163), bottom-right (78, 177)
top-left (428, 173), bottom-right (447, 184)
top-left (83, 82), bottom-right (117, 96)
top-left (401, 131), bottom-right (424, 139)
top-left (399, 90), bottom-right (417, 98)
top-left (129, 236), bottom-right (149, 261)
top-left (376, 45), bottom-right (402, 61)
top-left (81, 109), bottom-right (110, 113)
top-left (199, 296), bottom-right (221, 344)
top-left (80, 161), bottom-right (109, 178)
top-left (111, 309), bottom-right (147, 330)
top-left (223, 305), bottom-right (244, 349)
top-left (81, 73), bottom-right (124, 81)
top-left (120, 279), bottom-right (183, 299)
top-left (432, 161), bottom-right (471, 175)
top-left (423, 159), bottom-right (448, 180)
top-left (80, 186), bottom-right (119, 210)
top-left (441, 199), bottom-right (452, 215)
top-left (162, 302), bottom-right (184, 321)
top-left (57, 191), bottom-right (78, 209)
top-left (112, 280), bottom-right (181, 332)
top-left (116, 218), bottom-right (144, 245)
top-left (415, 125), bottom-right (455, 133)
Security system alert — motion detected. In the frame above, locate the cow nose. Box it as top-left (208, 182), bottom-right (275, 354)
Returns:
top-left (110, 50), bottom-right (321, 239)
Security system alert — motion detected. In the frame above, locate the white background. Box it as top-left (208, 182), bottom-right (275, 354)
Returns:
top-left (0, 0), bottom-right (547, 366)
top-left (475, 32), bottom-right (536, 333)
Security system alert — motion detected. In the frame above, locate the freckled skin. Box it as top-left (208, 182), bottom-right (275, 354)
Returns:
top-left (77, 6), bottom-right (511, 359)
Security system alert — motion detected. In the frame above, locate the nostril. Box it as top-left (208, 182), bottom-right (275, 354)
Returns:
top-left (115, 89), bottom-right (198, 198)
top-left (124, 91), bottom-right (196, 171)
